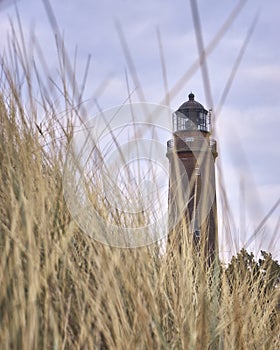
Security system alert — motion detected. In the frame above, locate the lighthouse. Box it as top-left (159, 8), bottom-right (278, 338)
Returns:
top-left (166, 93), bottom-right (218, 262)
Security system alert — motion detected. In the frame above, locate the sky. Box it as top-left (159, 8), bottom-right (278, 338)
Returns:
top-left (0, 0), bottom-right (279, 260)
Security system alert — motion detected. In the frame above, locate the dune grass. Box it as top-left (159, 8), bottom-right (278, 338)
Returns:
top-left (0, 11), bottom-right (279, 350)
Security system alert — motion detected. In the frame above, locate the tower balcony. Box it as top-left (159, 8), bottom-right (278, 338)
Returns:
top-left (167, 136), bottom-right (217, 156)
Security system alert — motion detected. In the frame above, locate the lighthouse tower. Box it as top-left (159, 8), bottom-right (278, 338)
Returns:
top-left (166, 93), bottom-right (218, 261)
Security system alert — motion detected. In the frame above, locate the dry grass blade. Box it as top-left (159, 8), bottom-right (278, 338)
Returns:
top-left (216, 11), bottom-right (260, 119)
top-left (115, 20), bottom-right (146, 102)
top-left (190, 0), bottom-right (213, 110)
top-left (42, 0), bottom-right (88, 124)
top-left (268, 216), bottom-right (280, 253)
top-left (156, 27), bottom-right (170, 107)
top-left (244, 197), bottom-right (280, 249)
top-left (161, 0), bottom-right (248, 105)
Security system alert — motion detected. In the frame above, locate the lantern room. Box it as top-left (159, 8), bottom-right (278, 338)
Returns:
top-left (172, 93), bottom-right (210, 133)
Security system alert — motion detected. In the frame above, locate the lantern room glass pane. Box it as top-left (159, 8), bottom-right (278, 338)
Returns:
top-left (173, 110), bottom-right (210, 132)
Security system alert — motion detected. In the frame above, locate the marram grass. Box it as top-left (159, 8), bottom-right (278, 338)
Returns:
top-left (0, 21), bottom-right (279, 350)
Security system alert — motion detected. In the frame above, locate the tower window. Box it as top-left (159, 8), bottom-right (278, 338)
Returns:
top-left (194, 229), bottom-right (200, 238)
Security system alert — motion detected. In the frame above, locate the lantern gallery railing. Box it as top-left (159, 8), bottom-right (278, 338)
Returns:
top-left (167, 137), bottom-right (217, 155)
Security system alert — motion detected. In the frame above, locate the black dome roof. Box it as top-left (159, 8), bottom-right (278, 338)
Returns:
top-left (177, 93), bottom-right (207, 114)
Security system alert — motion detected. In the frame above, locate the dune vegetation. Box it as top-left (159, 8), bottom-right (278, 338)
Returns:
top-left (0, 10), bottom-right (279, 350)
